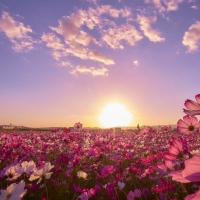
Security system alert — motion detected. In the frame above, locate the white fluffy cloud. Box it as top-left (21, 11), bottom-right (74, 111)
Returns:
top-left (163, 0), bottom-right (184, 11)
top-left (102, 24), bottom-right (143, 49)
top-left (145, 0), bottom-right (184, 12)
top-left (70, 65), bottom-right (108, 76)
top-left (145, 0), bottom-right (166, 13)
top-left (41, 33), bottom-right (66, 60)
top-left (182, 21), bottom-right (200, 52)
top-left (137, 15), bottom-right (165, 42)
top-left (88, 50), bottom-right (115, 65)
top-left (0, 11), bottom-right (34, 52)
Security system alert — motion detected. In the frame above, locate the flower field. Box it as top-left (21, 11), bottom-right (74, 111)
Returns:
top-left (1, 94), bottom-right (200, 200)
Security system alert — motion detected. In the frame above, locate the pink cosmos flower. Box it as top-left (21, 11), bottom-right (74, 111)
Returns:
top-left (0, 180), bottom-right (27, 200)
top-left (74, 122), bottom-right (83, 130)
top-left (127, 189), bottom-right (141, 200)
top-left (127, 191), bottom-right (135, 200)
top-left (100, 165), bottom-right (114, 177)
top-left (164, 139), bottom-right (183, 161)
top-left (183, 94), bottom-right (200, 115)
top-left (177, 115), bottom-right (199, 135)
top-left (185, 190), bottom-right (200, 200)
top-left (170, 153), bottom-right (200, 200)
top-left (170, 153), bottom-right (200, 183)
top-left (163, 126), bottom-right (169, 131)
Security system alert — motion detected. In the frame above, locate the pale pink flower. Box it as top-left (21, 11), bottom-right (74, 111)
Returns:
top-left (5, 166), bottom-right (22, 181)
top-left (164, 139), bottom-right (183, 161)
top-left (29, 162), bottom-right (54, 184)
top-left (21, 160), bottom-right (36, 174)
top-left (77, 192), bottom-right (89, 200)
top-left (0, 180), bottom-right (27, 200)
top-left (134, 189), bottom-right (141, 198)
top-left (170, 153), bottom-right (200, 183)
top-left (177, 115), bottom-right (199, 135)
top-left (183, 94), bottom-right (200, 115)
top-left (127, 191), bottom-right (135, 200)
top-left (118, 181), bottom-right (125, 190)
top-left (185, 190), bottom-right (200, 200)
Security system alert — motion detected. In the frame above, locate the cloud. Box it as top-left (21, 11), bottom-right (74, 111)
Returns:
top-left (145, 0), bottom-right (184, 12)
top-left (70, 65), bottom-right (108, 76)
top-left (58, 61), bottom-right (73, 67)
top-left (88, 50), bottom-right (115, 65)
top-left (182, 21), bottom-right (200, 52)
top-left (41, 32), bottom-right (66, 60)
top-left (191, 5), bottom-right (198, 9)
top-left (86, 0), bottom-right (97, 4)
top-left (133, 60), bottom-right (139, 66)
top-left (163, 0), bottom-right (184, 11)
top-left (144, 0), bottom-right (166, 13)
top-left (137, 15), bottom-right (165, 42)
top-left (102, 24), bottom-right (143, 49)
top-left (0, 11), bottom-right (34, 52)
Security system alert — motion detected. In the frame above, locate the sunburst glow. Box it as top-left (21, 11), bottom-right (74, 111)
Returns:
top-left (99, 103), bottom-right (132, 128)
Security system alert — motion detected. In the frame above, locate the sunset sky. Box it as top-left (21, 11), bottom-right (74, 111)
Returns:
top-left (0, 0), bottom-right (200, 128)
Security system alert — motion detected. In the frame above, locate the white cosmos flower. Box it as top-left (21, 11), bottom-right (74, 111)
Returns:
top-left (5, 166), bottom-right (22, 181)
top-left (29, 162), bottom-right (54, 184)
top-left (0, 180), bottom-right (27, 200)
top-left (21, 161), bottom-right (36, 174)
top-left (77, 171), bottom-right (88, 179)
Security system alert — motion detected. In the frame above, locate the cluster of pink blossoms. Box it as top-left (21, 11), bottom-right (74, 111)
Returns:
top-left (170, 94), bottom-right (200, 200)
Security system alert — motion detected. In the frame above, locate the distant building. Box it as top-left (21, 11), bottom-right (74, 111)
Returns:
top-left (2, 124), bottom-right (15, 130)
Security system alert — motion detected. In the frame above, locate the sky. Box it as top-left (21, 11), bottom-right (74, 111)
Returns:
top-left (0, 0), bottom-right (200, 128)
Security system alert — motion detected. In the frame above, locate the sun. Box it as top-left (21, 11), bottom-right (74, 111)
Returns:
top-left (99, 102), bottom-right (132, 128)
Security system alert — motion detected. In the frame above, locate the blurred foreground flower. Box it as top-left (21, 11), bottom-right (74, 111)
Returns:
top-left (170, 153), bottom-right (200, 200)
top-left (170, 153), bottom-right (200, 183)
top-left (183, 94), bottom-right (200, 115)
top-left (177, 115), bottom-right (199, 135)
top-left (0, 180), bottom-right (27, 200)
top-left (29, 162), bottom-right (54, 184)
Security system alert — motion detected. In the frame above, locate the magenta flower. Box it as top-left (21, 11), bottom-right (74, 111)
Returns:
top-left (127, 189), bottom-right (141, 200)
top-left (183, 94), bottom-right (200, 115)
top-left (100, 165), bottom-right (114, 177)
top-left (177, 115), bottom-right (199, 135)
